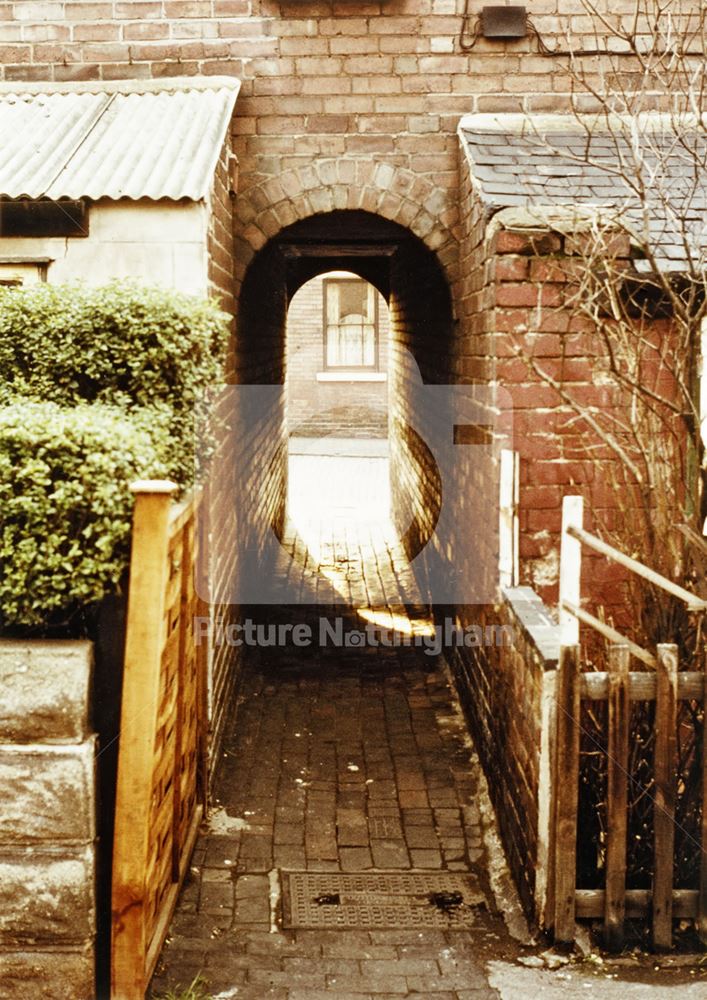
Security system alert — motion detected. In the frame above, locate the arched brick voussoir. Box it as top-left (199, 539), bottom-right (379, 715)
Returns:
top-left (235, 158), bottom-right (460, 284)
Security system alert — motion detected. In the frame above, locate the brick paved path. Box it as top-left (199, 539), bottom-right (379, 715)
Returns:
top-left (150, 638), bottom-right (513, 999)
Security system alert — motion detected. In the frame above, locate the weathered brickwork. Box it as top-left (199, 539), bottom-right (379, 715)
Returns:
top-left (485, 220), bottom-right (662, 613)
top-left (204, 132), bottom-right (242, 771)
top-left (207, 135), bottom-right (237, 319)
top-left (0, 3), bottom-right (633, 294)
top-left (286, 273), bottom-right (390, 438)
top-left (388, 234), bottom-right (455, 580)
top-left (225, 232), bottom-right (289, 606)
top-left (449, 587), bottom-right (560, 922)
top-left (453, 137), bottom-right (673, 614)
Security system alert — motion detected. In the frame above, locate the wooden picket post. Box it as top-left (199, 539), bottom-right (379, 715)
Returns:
top-left (553, 643), bottom-right (581, 943)
top-left (559, 496), bottom-right (583, 647)
top-left (653, 643), bottom-right (678, 951)
top-left (604, 643), bottom-right (630, 951)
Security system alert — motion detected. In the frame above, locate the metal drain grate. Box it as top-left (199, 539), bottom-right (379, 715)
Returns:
top-left (281, 871), bottom-right (486, 929)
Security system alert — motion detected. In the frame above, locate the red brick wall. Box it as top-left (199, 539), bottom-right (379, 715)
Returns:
top-left (204, 234), bottom-right (288, 772)
top-left (232, 233), bottom-right (289, 545)
top-left (207, 137), bottom-right (236, 319)
top-left (488, 222), bottom-right (634, 613)
top-left (286, 272), bottom-right (390, 439)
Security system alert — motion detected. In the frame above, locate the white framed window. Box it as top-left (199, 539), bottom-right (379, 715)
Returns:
top-left (323, 277), bottom-right (379, 370)
top-left (0, 258), bottom-right (48, 286)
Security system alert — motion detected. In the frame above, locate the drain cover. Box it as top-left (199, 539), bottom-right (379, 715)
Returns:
top-left (282, 871), bottom-right (486, 929)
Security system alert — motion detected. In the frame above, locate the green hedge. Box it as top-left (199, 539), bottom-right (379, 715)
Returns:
top-left (0, 281), bottom-right (229, 484)
top-left (0, 282), bottom-right (230, 630)
top-left (0, 400), bottom-right (171, 628)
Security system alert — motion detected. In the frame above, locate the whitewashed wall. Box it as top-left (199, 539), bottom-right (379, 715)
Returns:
top-left (0, 199), bottom-right (209, 294)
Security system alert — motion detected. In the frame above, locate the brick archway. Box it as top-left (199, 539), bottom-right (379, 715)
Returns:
top-left (229, 202), bottom-right (460, 631)
top-left (232, 158), bottom-right (460, 288)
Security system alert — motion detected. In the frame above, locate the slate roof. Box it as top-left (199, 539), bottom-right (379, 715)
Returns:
top-left (0, 77), bottom-right (240, 202)
top-left (458, 113), bottom-right (707, 272)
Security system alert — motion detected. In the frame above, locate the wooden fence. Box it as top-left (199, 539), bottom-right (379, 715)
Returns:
top-left (553, 495), bottom-right (707, 951)
top-left (111, 481), bottom-right (208, 1000)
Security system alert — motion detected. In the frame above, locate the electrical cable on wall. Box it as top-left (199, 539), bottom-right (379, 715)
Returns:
top-left (459, 3), bottom-right (648, 57)
top-left (459, 0), bottom-right (483, 52)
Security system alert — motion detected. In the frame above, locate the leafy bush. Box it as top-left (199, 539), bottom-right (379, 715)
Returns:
top-left (0, 400), bottom-right (171, 628)
top-left (0, 281), bottom-right (229, 483)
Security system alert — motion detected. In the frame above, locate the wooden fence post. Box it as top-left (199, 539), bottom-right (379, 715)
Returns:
top-left (604, 643), bottom-right (630, 951)
top-left (700, 649), bottom-right (707, 947)
top-left (111, 480), bottom-right (177, 1000)
top-left (553, 643), bottom-right (581, 944)
top-left (559, 496), bottom-right (583, 647)
top-left (653, 643), bottom-right (678, 951)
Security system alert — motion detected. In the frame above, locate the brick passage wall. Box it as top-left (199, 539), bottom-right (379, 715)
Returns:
top-left (207, 237), bottom-right (288, 709)
top-left (286, 272), bottom-right (390, 439)
top-left (449, 589), bottom-right (560, 921)
top-left (204, 136), bottom-right (241, 768)
top-left (389, 234), bottom-right (453, 593)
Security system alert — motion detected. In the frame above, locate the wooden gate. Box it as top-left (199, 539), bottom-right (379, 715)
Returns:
top-left (111, 481), bottom-right (208, 999)
top-left (552, 496), bottom-right (707, 950)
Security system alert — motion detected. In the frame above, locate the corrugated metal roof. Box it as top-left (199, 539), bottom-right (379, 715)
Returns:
top-left (0, 77), bottom-right (240, 202)
top-left (458, 113), bottom-right (707, 272)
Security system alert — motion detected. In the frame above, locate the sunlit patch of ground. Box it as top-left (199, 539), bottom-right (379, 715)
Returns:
top-left (283, 436), bottom-right (426, 618)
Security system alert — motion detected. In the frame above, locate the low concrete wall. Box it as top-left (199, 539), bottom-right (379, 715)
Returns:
top-left (449, 587), bottom-right (560, 926)
top-left (0, 640), bottom-right (96, 1000)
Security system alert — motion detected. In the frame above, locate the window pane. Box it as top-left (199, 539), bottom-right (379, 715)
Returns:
top-left (325, 279), bottom-right (377, 369)
top-left (338, 281), bottom-right (368, 320)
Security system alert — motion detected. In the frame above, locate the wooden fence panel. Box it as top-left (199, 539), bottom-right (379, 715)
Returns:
top-left (554, 495), bottom-right (706, 950)
top-left (111, 482), bottom-right (206, 1000)
top-left (553, 655), bottom-right (706, 949)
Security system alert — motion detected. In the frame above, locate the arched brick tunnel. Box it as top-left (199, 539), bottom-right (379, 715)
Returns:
top-left (208, 209), bottom-right (501, 621)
